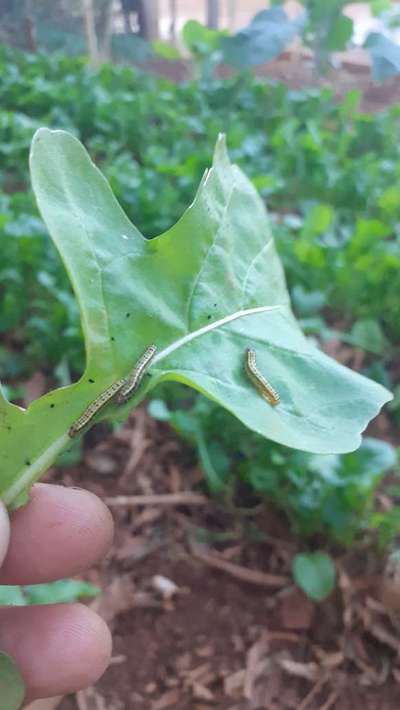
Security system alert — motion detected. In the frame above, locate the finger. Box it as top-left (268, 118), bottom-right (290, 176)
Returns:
top-left (0, 603), bottom-right (112, 702)
top-left (0, 499), bottom-right (10, 567)
top-left (0, 483), bottom-right (114, 585)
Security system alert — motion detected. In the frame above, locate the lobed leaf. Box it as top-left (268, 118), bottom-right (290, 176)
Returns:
top-left (221, 8), bottom-right (304, 68)
top-left (0, 129), bottom-right (392, 506)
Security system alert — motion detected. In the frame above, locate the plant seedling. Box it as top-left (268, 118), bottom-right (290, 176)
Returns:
top-left (292, 551), bottom-right (336, 601)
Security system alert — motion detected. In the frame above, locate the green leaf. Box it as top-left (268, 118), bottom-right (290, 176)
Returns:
top-left (152, 41), bottom-right (181, 61)
top-left (182, 20), bottom-right (223, 56)
top-left (148, 399), bottom-right (171, 421)
top-left (292, 551), bottom-right (336, 600)
top-left (325, 15), bottom-right (353, 51)
top-left (370, 0), bottom-right (392, 16)
top-left (352, 218), bottom-right (391, 244)
top-left (23, 578), bottom-right (99, 605)
top-left (0, 586), bottom-right (26, 606)
top-left (363, 361), bottom-right (392, 389)
top-left (0, 579), bottom-right (99, 607)
top-left (221, 8), bottom-right (304, 68)
top-left (0, 653), bottom-right (25, 710)
top-left (301, 203), bottom-right (334, 237)
top-left (309, 436), bottom-right (397, 490)
top-left (0, 129), bottom-right (392, 506)
top-left (350, 318), bottom-right (388, 355)
top-left (111, 34), bottom-right (154, 64)
top-left (291, 285), bottom-right (327, 316)
top-left (378, 185), bottom-right (400, 215)
top-left (365, 32), bottom-right (400, 81)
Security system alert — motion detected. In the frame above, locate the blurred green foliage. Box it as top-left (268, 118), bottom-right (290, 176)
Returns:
top-left (149, 387), bottom-right (398, 545)
top-left (1, 44), bottom-right (399, 545)
top-left (183, 3), bottom-right (400, 79)
top-left (1, 45), bottom-right (400, 382)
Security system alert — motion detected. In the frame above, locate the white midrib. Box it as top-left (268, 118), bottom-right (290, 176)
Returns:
top-left (2, 304), bottom-right (282, 507)
top-left (152, 304), bottom-right (282, 364)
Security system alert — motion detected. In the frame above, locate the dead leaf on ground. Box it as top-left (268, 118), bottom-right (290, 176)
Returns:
top-left (76, 688), bottom-right (107, 710)
top-left (91, 575), bottom-right (136, 623)
top-left (26, 698), bottom-right (64, 710)
top-left (244, 632), bottom-right (270, 699)
top-left (278, 658), bottom-right (319, 681)
top-left (85, 450), bottom-right (117, 475)
top-left (151, 689), bottom-right (181, 709)
top-left (114, 534), bottom-right (161, 562)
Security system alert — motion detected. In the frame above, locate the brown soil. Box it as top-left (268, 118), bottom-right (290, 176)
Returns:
top-left (50, 403), bottom-right (400, 710)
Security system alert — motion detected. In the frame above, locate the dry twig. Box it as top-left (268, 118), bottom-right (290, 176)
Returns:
top-left (105, 492), bottom-right (208, 507)
top-left (278, 658), bottom-right (319, 681)
top-left (244, 632), bottom-right (270, 699)
top-left (319, 691), bottom-right (338, 710)
top-left (190, 544), bottom-right (288, 587)
top-left (298, 675), bottom-right (329, 710)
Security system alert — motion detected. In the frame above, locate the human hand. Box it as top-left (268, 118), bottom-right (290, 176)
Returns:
top-left (0, 483), bottom-right (113, 703)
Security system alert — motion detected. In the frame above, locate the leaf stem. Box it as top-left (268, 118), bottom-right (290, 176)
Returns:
top-left (2, 434), bottom-right (69, 507)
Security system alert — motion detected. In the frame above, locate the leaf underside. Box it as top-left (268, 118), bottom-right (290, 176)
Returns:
top-left (0, 129), bottom-right (392, 505)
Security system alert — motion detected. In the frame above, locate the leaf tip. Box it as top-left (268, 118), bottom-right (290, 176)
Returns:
top-left (213, 133), bottom-right (230, 167)
top-left (30, 126), bottom-right (50, 158)
top-left (30, 127), bottom-right (65, 168)
top-left (30, 127), bottom-right (81, 161)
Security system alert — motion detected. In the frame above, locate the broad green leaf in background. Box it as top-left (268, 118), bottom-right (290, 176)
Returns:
top-left (292, 551), bottom-right (336, 600)
top-left (221, 8), bottom-right (304, 69)
top-left (152, 40), bottom-right (181, 61)
top-left (0, 129), bottom-right (392, 507)
top-left (379, 185), bottom-right (400, 215)
top-left (350, 318), bottom-right (388, 355)
top-left (365, 32), bottom-right (400, 81)
top-left (324, 14), bottom-right (353, 51)
top-left (291, 285), bottom-right (327, 316)
top-left (307, 436), bottom-right (397, 490)
top-left (182, 20), bottom-right (225, 57)
top-left (0, 653), bottom-right (25, 710)
top-left (370, 0), bottom-right (392, 15)
top-left (301, 203), bottom-right (334, 238)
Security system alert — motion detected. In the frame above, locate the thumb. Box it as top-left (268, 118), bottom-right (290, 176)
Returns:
top-left (0, 500), bottom-right (10, 568)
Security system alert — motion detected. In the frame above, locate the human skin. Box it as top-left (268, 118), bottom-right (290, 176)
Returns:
top-left (0, 483), bottom-right (114, 703)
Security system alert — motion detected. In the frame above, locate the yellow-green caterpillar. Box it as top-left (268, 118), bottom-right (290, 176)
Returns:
top-left (69, 344), bottom-right (157, 437)
top-left (245, 348), bottom-right (280, 406)
top-left (116, 344), bottom-right (157, 404)
top-left (68, 377), bottom-right (126, 438)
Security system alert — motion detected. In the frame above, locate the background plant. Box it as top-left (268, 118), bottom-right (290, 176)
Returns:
top-left (1, 46), bottom-right (400, 378)
top-left (188, 1), bottom-right (400, 81)
top-left (149, 386), bottom-right (398, 546)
